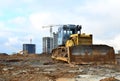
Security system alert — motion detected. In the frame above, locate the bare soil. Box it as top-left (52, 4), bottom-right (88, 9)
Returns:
top-left (0, 54), bottom-right (120, 81)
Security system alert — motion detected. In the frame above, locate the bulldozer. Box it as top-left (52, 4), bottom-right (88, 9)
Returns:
top-left (52, 24), bottom-right (115, 64)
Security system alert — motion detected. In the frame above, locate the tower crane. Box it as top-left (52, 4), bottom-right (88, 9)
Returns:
top-left (42, 25), bottom-right (62, 37)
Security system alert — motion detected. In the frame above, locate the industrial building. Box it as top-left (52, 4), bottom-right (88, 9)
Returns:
top-left (42, 37), bottom-right (53, 53)
top-left (23, 44), bottom-right (36, 54)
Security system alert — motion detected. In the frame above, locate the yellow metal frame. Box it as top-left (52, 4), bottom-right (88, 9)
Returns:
top-left (66, 33), bottom-right (92, 47)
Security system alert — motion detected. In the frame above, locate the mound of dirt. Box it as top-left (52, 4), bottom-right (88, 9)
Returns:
top-left (100, 77), bottom-right (120, 81)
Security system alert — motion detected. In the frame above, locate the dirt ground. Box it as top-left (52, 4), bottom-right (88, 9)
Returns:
top-left (0, 54), bottom-right (120, 81)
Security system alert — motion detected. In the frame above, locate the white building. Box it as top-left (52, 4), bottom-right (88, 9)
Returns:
top-left (42, 37), bottom-right (53, 54)
top-left (53, 32), bottom-right (58, 49)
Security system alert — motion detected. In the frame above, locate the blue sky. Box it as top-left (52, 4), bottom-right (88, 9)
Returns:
top-left (0, 0), bottom-right (120, 54)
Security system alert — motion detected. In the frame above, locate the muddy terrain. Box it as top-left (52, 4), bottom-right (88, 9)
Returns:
top-left (0, 54), bottom-right (120, 81)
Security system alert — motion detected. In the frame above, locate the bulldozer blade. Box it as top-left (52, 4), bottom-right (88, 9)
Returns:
top-left (68, 45), bottom-right (115, 64)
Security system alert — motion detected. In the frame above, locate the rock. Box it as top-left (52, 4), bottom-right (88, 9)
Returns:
top-left (44, 68), bottom-right (56, 72)
top-left (0, 78), bottom-right (5, 81)
top-left (2, 67), bottom-right (14, 71)
top-left (12, 70), bottom-right (27, 75)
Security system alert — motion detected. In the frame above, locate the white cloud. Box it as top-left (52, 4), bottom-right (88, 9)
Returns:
top-left (29, 12), bottom-right (87, 30)
top-left (94, 34), bottom-right (120, 53)
top-left (0, 22), bottom-right (5, 28)
top-left (4, 37), bottom-right (21, 52)
top-left (29, 12), bottom-right (50, 29)
top-left (28, 0), bottom-right (120, 53)
top-left (29, 12), bottom-right (62, 28)
top-left (22, 0), bottom-right (34, 3)
top-left (0, 0), bottom-right (16, 8)
top-left (5, 37), bottom-right (20, 46)
top-left (74, 0), bottom-right (120, 36)
top-left (76, 0), bottom-right (120, 15)
top-left (5, 35), bottom-right (35, 47)
top-left (29, 12), bottom-right (63, 37)
top-left (8, 16), bottom-right (27, 25)
top-left (15, 7), bottom-right (24, 14)
top-left (0, 22), bottom-right (12, 37)
top-left (4, 34), bottom-right (35, 53)
top-left (110, 34), bottom-right (120, 52)
top-left (0, 12), bottom-right (3, 17)
top-left (0, 31), bottom-right (12, 38)
top-left (74, 0), bottom-right (120, 52)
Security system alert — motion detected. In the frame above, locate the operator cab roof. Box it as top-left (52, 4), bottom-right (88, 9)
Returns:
top-left (58, 24), bottom-right (82, 31)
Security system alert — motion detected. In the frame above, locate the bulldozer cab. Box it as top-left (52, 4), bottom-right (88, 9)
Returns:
top-left (58, 24), bottom-right (81, 46)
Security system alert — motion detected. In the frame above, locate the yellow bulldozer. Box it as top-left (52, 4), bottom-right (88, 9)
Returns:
top-left (52, 24), bottom-right (115, 64)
